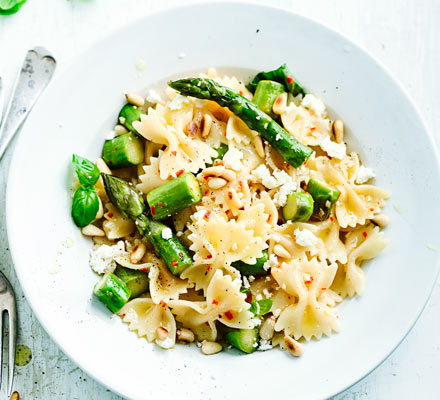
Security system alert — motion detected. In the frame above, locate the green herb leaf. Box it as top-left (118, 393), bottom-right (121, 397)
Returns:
top-left (71, 186), bottom-right (99, 227)
top-left (241, 287), bottom-right (273, 316)
top-left (256, 299), bottom-right (272, 316)
top-left (0, 0), bottom-right (27, 15)
top-left (72, 154), bottom-right (100, 187)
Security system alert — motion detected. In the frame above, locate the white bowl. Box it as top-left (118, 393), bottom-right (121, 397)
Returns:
top-left (6, 2), bottom-right (440, 399)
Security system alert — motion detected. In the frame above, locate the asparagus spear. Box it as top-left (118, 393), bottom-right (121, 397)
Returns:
top-left (282, 192), bottom-right (314, 222)
top-left (306, 178), bottom-right (340, 221)
top-left (168, 78), bottom-right (313, 168)
top-left (114, 266), bottom-right (149, 299)
top-left (101, 174), bottom-right (193, 274)
top-left (225, 328), bottom-right (259, 354)
top-left (118, 104), bottom-right (142, 132)
top-left (246, 64), bottom-right (306, 97)
top-left (253, 80), bottom-right (285, 117)
top-left (102, 133), bottom-right (144, 169)
top-left (93, 272), bottom-right (131, 313)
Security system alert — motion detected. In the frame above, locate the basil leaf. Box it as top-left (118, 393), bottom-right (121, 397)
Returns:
top-left (71, 186), bottom-right (99, 227)
top-left (256, 299), bottom-right (272, 316)
top-left (72, 154), bottom-right (100, 187)
top-left (0, 0), bottom-right (27, 14)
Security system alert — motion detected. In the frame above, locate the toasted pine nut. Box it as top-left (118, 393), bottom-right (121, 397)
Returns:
top-left (114, 124), bottom-right (128, 136)
top-left (200, 114), bottom-right (213, 138)
top-left (272, 92), bottom-right (288, 115)
top-left (177, 328), bottom-right (195, 343)
top-left (96, 158), bottom-right (112, 175)
top-left (260, 316), bottom-right (276, 340)
top-left (227, 188), bottom-right (243, 209)
top-left (372, 214), bottom-right (389, 227)
top-left (203, 166), bottom-right (226, 177)
top-left (273, 244), bottom-right (291, 259)
top-left (212, 108), bottom-right (229, 122)
top-left (220, 169), bottom-right (236, 181)
top-left (186, 121), bottom-right (198, 137)
top-left (156, 327), bottom-right (168, 341)
top-left (333, 120), bottom-right (344, 143)
top-left (253, 135), bottom-right (265, 158)
top-left (130, 243), bottom-right (147, 264)
top-left (125, 92), bottom-right (145, 108)
top-left (82, 224), bottom-right (105, 237)
top-left (10, 392), bottom-right (19, 400)
top-left (208, 177), bottom-right (227, 190)
top-left (201, 341), bottom-right (222, 355)
top-left (284, 335), bottom-right (304, 357)
top-left (213, 159), bottom-right (224, 166)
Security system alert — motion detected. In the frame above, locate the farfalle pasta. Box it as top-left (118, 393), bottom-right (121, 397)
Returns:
top-left (71, 65), bottom-right (389, 357)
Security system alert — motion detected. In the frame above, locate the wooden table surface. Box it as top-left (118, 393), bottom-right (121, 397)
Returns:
top-left (0, 0), bottom-right (439, 398)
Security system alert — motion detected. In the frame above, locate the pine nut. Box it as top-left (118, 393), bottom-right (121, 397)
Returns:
top-left (125, 92), bottom-right (145, 108)
top-left (273, 244), bottom-right (291, 259)
top-left (284, 335), bottom-right (304, 357)
top-left (253, 135), bottom-right (265, 158)
top-left (96, 158), bottom-right (112, 175)
top-left (227, 188), bottom-right (243, 209)
top-left (10, 392), bottom-right (19, 400)
top-left (201, 341), bottom-right (222, 355)
top-left (272, 92), bottom-right (288, 115)
top-left (186, 121), bottom-right (198, 137)
top-left (260, 316), bottom-right (276, 340)
top-left (212, 108), bottom-right (229, 122)
top-left (82, 224), bottom-right (105, 237)
top-left (156, 327), bottom-right (169, 341)
top-left (372, 214), bottom-right (389, 227)
top-left (220, 169), bottom-right (236, 181)
top-left (177, 328), bottom-right (195, 343)
top-left (114, 124), bottom-right (128, 136)
top-left (333, 120), bottom-right (344, 143)
top-left (130, 243), bottom-right (147, 264)
top-left (213, 159), bottom-right (224, 166)
top-left (208, 177), bottom-right (227, 189)
top-left (200, 114), bottom-right (213, 138)
top-left (203, 166), bottom-right (226, 177)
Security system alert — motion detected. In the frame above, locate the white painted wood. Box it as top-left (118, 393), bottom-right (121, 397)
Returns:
top-left (0, 0), bottom-right (438, 398)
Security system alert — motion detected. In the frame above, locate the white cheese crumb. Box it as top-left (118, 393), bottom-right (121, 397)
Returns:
top-left (281, 283), bottom-right (286, 291)
top-left (264, 123), bottom-right (268, 129)
top-left (161, 227), bottom-right (173, 240)
top-left (146, 89), bottom-right (162, 104)
top-left (156, 337), bottom-right (174, 349)
top-left (273, 181), bottom-right (297, 207)
top-left (196, 341), bottom-right (202, 348)
top-left (258, 339), bottom-right (273, 351)
top-left (136, 59), bottom-right (146, 71)
top-left (243, 276), bottom-right (250, 289)
top-left (255, 294), bottom-right (263, 301)
top-left (263, 254), bottom-right (278, 271)
top-left (256, 116), bottom-right (261, 120)
top-left (294, 228), bottom-right (319, 247)
top-left (355, 165), bottom-right (376, 184)
top-left (273, 169), bottom-right (291, 186)
top-left (248, 275), bottom-right (255, 282)
top-left (262, 288), bottom-right (272, 298)
top-left (232, 243), bottom-right (238, 251)
top-left (275, 133), bottom-right (282, 141)
top-left (251, 317), bottom-right (262, 327)
top-left (176, 231), bottom-right (183, 237)
top-left (301, 94), bottom-right (326, 116)
top-left (168, 94), bottom-right (189, 110)
top-left (222, 147), bottom-right (244, 171)
top-left (251, 164), bottom-right (277, 189)
top-left (89, 241), bottom-right (126, 274)
top-left (320, 136), bottom-right (346, 159)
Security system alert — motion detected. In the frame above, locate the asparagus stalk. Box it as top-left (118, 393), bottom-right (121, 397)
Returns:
top-left (246, 64), bottom-right (306, 97)
top-left (102, 133), bottom-right (144, 169)
top-left (225, 328), bottom-right (259, 354)
top-left (306, 178), bottom-right (340, 221)
top-left (101, 173), bottom-right (193, 274)
top-left (118, 104), bottom-right (142, 132)
top-left (253, 80), bottom-right (285, 117)
top-left (282, 192), bottom-right (314, 222)
top-left (231, 250), bottom-right (269, 276)
top-left (146, 172), bottom-right (202, 220)
top-left (114, 266), bottom-right (149, 299)
top-left (93, 272), bottom-right (131, 313)
top-left (168, 78), bottom-right (313, 168)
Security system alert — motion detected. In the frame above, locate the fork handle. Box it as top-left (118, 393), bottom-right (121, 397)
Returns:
top-left (0, 47), bottom-right (56, 161)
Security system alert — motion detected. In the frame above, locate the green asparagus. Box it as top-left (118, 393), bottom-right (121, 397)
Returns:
top-left (253, 80), bottom-right (285, 117)
top-left (169, 78), bottom-right (313, 168)
top-left (225, 328), bottom-right (259, 354)
top-left (231, 250), bottom-right (269, 276)
top-left (146, 172), bottom-right (202, 220)
top-left (246, 64), bottom-right (306, 97)
top-left (102, 133), bottom-right (144, 169)
top-left (114, 266), bottom-right (149, 299)
top-left (93, 272), bottom-right (131, 313)
top-left (282, 192), bottom-right (314, 222)
top-left (101, 173), bottom-right (193, 274)
top-left (306, 178), bottom-right (340, 221)
top-left (118, 104), bottom-right (142, 132)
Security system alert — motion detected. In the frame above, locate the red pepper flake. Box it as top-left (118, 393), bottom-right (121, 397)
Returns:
top-left (140, 267), bottom-right (148, 272)
top-left (114, 147), bottom-right (118, 151)
top-left (205, 322), bottom-right (210, 326)
top-left (212, 299), bottom-right (219, 306)
top-left (246, 293), bottom-right (253, 303)
top-left (310, 127), bottom-right (316, 131)
top-left (158, 202), bottom-right (163, 207)
top-left (304, 276), bottom-right (314, 284)
top-left (207, 265), bottom-right (211, 271)
top-left (176, 169), bottom-right (184, 177)
top-left (171, 260), bottom-right (178, 267)
top-left (239, 90), bottom-right (243, 95)
top-left (286, 76), bottom-right (294, 84)
top-left (122, 313), bottom-right (126, 317)
top-left (158, 169), bottom-right (160, 173)
top-left (207, 254), bottom-right (212, 259)
top-left (370, 208), bottom-right (374, 212)
top-left (224, 310), bottom-right (234, 320)
top-left (330, 216), bottom-right (334, 221)
top-left (203, 175), bottom-right (209, 180)
top-left (362, 231), bottom-right (368, 238)
top-left (226, 209), bottom-right (231, 214)
top-left (159, 300), bottom-right (167, 308)
top-left (171, 150), bottom-right (177, 156)
top-left (321, 288), bottom-right (326, 291)
top-left (108, 160), bottom-right (112, 164)
top-left (107, 212), bottom-right (114, 218)
top-left (204, 211), bottom-right (211, 219)
top-left (276, 264), bottom-right (281, 269)
top-left (275, 96), bottom-right (283, 105)
top-left (224, 130), bottom-right (227, 137)
top-left (150, 205), bottom-right (155, 216)
top-left (267, 214), bottom-right (272, 223)
top-left (204, 190), bottom-right (209, 195)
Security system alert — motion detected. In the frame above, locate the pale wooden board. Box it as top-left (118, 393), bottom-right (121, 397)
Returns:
top-left (0, 0), bottom-right (438, 398)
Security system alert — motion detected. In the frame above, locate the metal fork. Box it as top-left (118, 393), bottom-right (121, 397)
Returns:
top-left (0, 47), bottom-right (56, 395)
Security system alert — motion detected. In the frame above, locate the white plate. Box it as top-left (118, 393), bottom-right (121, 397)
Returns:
top-left (6, 2), bottom-right (440, 399)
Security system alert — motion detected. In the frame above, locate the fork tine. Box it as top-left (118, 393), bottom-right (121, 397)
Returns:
top-left (7, 303), bottom-right (16, 396)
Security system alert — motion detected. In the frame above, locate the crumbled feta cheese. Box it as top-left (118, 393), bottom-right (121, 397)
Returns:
top-left (156, 337), bottom-right (174, 349)
top-left (248, 275), bottom-right (255, 283)
top-left (251, 317), bottom-right (262, 327)
top-left (281, 283), bottom-right (286, 290)
top-left (161, 227), bottom-right (173, 240)
top-left (242, 276), bottom-right (250, 289)
top-left (264, 123), bottom-right (268, 129)
top-left (251, 165), bottom-right (277, 189)
top-left (301, 94), bottom-right (326, 116)
top-left (258, 339), bottom-right (273, 351)
top-left (273, 169), bottom-right (291, 186)
top-left (355, 165), bottom-right (376, 184)
top-left (232, 243), bottom-right (238, 251)
top-left (223, 147), bottom-right (244, 171)
top-left (252, 165), bottom-right (296, 205)
top-left (263, 254), bottom-right (278, 271)
top-left (273, 181), bottom-right (297, 207)
top-left (255, 294), bottom-right (263, 301)
top-left (262, 288), bottom-right (272, 298)
top-left (146, 89), bottom-right (162, 104)
top-left (320, 136), bottom-right (346, 159)
top-left (176, 231), bottom-right (183, 237)
top-left (256, 116), bottom-right (261, 120)
top-left (89, 241), bottom-right (126, 274)
top-left (168, 94), bottom-right (189, 110)
top-left (275, 133), bottom-right (282, 141)
top-left (294, 228), bottom-right (319, 247)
